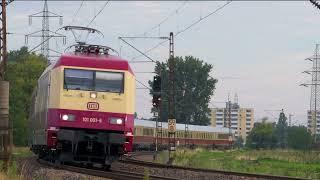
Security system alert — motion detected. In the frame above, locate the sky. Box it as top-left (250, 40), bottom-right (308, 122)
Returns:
top-left (6, 1), bottom-right (320, 126)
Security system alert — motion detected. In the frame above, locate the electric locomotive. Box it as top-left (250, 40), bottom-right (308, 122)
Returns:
top-left (29, 44), bottom-right (135, 167)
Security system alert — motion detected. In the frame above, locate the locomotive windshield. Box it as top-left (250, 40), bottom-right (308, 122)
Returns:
top-left (64, 68), bottom-right (124, 93)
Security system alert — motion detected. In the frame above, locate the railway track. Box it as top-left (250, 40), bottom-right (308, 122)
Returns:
top-left (120, 151), bottom-right (309, 180)
top-left (37, 159), bottom-right (175, 180)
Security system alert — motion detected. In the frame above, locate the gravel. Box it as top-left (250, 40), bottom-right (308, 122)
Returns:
top-left (17, 157), bottom-right (110, 180)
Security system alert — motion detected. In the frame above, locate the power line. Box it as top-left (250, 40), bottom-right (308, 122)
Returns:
top-left (310, 0), bottom-right (320, 10)
top-left (135, 71), bottom-right (156, 74)
top-left (119, 37), bottom-right (157, 63)
top-left (136, 79), bottom-right (151, 90)
top-left (129, 61), bottom-right (155, 63)
top-left (141, 1), bottom-right (188, 36)
top-left (86, 0), bottom-right (110, 27)
top-left (70, 0), bottom-right (84, 25)
top-left (7, 32), bottom-right (24, 36)
top-left (175, 1), bottom-right (232, 36)
top-left (131, 39), bottom-right (168, 61)
top-left (131, 1), bottom-right (232, 61)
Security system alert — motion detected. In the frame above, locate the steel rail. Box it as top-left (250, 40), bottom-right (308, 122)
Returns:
top-left (120, 157), bottom-right (310, 180)
top-left (37, 159), bottom-right (175, 180)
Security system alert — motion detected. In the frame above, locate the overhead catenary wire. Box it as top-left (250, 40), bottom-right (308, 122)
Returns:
top-left (175, 1), bottom-right (232, 36)
top-left (136, 79), bottom-right (151, 90)
top-left (131, 1), bottom-right (232, 61)
top-left (141, 1), bottom-right (188, 36)
top-left (119, 37), bottom-right (157, 63)
top-left (129, 2), bottom-right (232, 101)
top-left (126, 1), bottom-right (232, 95)
top-left (70, 0), bottom-right (84, 25)
top-left (86, 0), bottom-right (110, 27)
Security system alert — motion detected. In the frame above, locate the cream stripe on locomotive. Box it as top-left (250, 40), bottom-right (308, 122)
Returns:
top-left (48, 66), bottom-right (135, 114)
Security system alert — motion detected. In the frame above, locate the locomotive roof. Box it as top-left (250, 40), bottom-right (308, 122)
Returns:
top-left (52, 53), bottom-right (133, 74)
top-left (134, 119), bottom-right (233, 134)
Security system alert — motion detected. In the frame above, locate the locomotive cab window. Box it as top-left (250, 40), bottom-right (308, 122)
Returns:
top-left (64, 69), bottom-right (94, 91)
top-left (64, 68), bottom-right (124, 93)
top-left (95, 72), bottom-right (123, 93)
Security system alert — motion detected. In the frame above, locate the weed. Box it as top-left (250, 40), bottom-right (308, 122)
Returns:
top-left (169, 148), bottom-right (320, 178)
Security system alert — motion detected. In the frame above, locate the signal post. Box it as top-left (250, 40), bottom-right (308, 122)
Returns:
top-left (152, 75), bottom-right (162, 153)
top-left (167, 32), bottom-right (176, 164)
top-left (151, 32), bottom-right (175, 164)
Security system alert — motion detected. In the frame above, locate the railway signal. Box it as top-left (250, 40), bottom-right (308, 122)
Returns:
top-left (152, 75), bottom-right (161, 108)
top-left (153, 75), bottom-right (161, 91)
top-left (152, 95), bottom-right (161, 107)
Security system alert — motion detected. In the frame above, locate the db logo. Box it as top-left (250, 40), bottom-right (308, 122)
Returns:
top-left (87, 102), bottom-right (99, 110)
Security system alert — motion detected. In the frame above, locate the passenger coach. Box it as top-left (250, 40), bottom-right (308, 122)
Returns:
top-left (133, 119), bottom-right (234, 150)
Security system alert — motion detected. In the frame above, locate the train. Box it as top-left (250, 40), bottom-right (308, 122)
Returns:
top-left (28, 41), bottom-right (233, 168)
top-left (29, 44), bottom-right (135, 168)
top-left (133, 119), bottom-right (234, 150)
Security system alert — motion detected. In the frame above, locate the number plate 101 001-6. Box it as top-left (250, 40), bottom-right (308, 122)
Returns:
top-left (82, 117), bottom-right (102, 123)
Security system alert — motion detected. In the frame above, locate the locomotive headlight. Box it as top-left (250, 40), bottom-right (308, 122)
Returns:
top-left (62, 114), bottom-right (69, 120)
top-left (109, 117), bottom-right (123, 125)
top-left (116, 119), bottom-right (123, 124)
top-left (90, 92), bottom-right (97, 99)
top-left (61, 114), bottom-right (75, 121)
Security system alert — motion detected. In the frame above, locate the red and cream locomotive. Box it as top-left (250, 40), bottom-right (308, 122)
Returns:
top-left (29, 43), bottom-right (135, 168)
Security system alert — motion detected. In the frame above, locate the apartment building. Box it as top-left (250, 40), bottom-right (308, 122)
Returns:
top-left (211, 101), bottom-right (254, 141)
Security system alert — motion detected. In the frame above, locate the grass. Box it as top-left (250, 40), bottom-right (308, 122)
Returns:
top-left (0, 146), bottom-right (33, 180)
top-left (157, 148), bottom-right (320, 179)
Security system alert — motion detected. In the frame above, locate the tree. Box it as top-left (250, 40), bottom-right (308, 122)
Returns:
top-left (246, 120), bottom-right (277, 149)
top-left (275, 110), bottom-right (288, 148)
top-left (149, 56), bottom-right (218, 125)
top-left (287, 126), bottom-right (312, 150)
top-left (5, 47), bottom-right (47, 146)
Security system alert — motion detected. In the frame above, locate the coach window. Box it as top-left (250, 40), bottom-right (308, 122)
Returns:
top-left (64, 69), bottom-right (94, 90)
top-left (95, 71), bottom-right (124, 93)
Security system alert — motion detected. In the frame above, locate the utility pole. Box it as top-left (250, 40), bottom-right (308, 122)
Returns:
top-left (25, 0), bottom-right (65, 63)
top-left (0, 0), bottom-right (12, 171)
top-left (301, 44), bottom-right (320, 143)
top-left (118, 35), bottom-right (171, 154)
top-left (167, 32), bottom-right (176, 164)
top-left (0, 0), bottom-right (8, 79)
